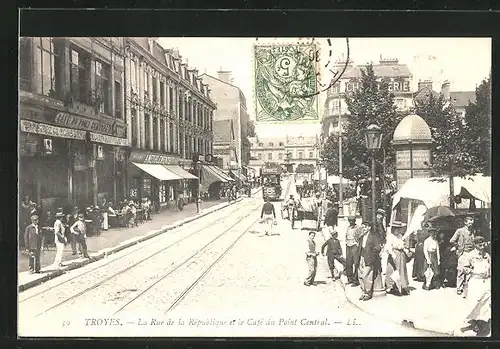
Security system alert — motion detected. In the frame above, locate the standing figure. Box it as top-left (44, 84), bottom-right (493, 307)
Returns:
top-left (285, 195), bottom-right (297, 223)
top-left (321, 230), bottom-right (346, 280)
top-left (304, 231), bottom-right (319, 286)
top-left (345, 216), bottom-right (363, 286)
top-left (101, 199), bottom-right (109, 231)
top-left (260, 199), bottom-right (276, 236)
top-left (70, 214), bottom-right (91, 259)
top-left (385, 221), bottom-right (412, 296)
top-left (324, 202), bottom-right (339, 229)
top-left (423, 226), bottom-right (442, 290)
top-left (51, 212), bottom-right (67, 268)
top-left (357, 221), bottom-right (383, 301)
top-left (450, 215), bottom-right (475, 296)
top-left (24, 214), bottom-right (42, 274)
top-left (412, 225), bottom-right (430, 282)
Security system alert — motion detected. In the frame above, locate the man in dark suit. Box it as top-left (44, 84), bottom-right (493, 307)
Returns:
top-left (24, 214), bottom-right (42, 274)
top-left (324, 202), bottom-right (339, 228)
top-left (358, 220), bottom-right (383, 301)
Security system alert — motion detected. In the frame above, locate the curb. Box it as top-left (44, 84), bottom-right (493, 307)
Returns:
top-left (341, 281), bottom-right (451, 336)
top-left (18, 193), bottom-right (258, 292)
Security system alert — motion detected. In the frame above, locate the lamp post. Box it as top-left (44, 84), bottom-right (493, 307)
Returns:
top-left (364, 124), bottom-right (383, 225)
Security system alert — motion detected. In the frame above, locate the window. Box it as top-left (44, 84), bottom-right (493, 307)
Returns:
top-left (309, 151), bottom-right (314, 158)
top-left (279, 142), bottom-right (284, 146)
top-left (160, 81), bottom-right (165, 106)
top-left (160, 119), bottom-right (166, 152)
top-left (144, 71), bottom-right (149, 97)
top-left (331, 82), bottom-right (341, 94)
top-left (169, 86), bottom-right (174, 112)
top-left (258, 142), bottom-right (263, 147)
top-left (95, 60), bottom-right (111, 114)
top-left (269, 142), bottom-right (274, 147)
top-left (152, 77), bottom-right (158, 103)
top-left (331, 99), bottom-right (340, 114)
top-left (144, 114), bottom-right (150, 148)
top-left (19, 38), bottom-right (32, 91)
top-left (298, 152), bottom-right (303, 159)
top-left (131, 60), bottom-right (137, 91)
top-left (268, 153), bottom-right (273, 160)
top-left (396, 98), bottom-right (405, 109)
top-left (143, 178), bottom-right (152, 198)
top-left (278, 153), bottom-right (283, 160)
top-left (257, 153), bottom-right (262, 160)
top-left (153, 117), bottom-right (158, 150)
top-left (169, 122), bottom-right (174, 153)
top-left (36, 38), bottom-right (58, 97)
top-left (159, 182), bottom-right (167, 203)
top-left (70, 48), bottom-right (90, 104)
top-left (131, 109), bottom-right (138, 147)
top-left (114, 81), bottom-right (122, 118)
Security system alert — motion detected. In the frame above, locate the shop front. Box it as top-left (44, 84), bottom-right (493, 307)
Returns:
top-left (128, 151), bottom-right (198, 211)
top-left (198, 164), bottom-right (234, 199)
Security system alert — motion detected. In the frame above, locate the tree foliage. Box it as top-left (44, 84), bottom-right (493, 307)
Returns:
top-left (414, 91), bottom-right (477, 178)
top-left (322, 64), bottom-right (401, 183)
top-left (464, 76), bottom-right (491, 175)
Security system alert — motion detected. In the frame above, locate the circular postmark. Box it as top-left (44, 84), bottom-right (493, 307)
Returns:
top-left (254, 38), bottom-right (350, 122)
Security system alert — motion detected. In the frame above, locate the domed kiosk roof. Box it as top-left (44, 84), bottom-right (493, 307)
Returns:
top-left (393, 114), bottom-right (432, 144)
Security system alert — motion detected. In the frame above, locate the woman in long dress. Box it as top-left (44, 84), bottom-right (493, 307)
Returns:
top-left (422, 228), bottom-right (441, 290)
top-left (385, 221), bottom-right (411, 296)
top-left (412, 228), bottom-right (429, 282)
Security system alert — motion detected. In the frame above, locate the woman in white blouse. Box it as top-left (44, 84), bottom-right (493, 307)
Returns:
top-left (423, 227), bottom-right (441, 290)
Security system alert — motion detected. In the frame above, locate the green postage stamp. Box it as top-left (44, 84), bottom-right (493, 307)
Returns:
top-left (254, 44), bottom-right (319, 123)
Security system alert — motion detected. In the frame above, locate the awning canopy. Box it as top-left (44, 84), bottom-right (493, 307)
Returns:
top-left (203, 165), bottom-right (228, 183)
top-left (132, 163), bottom-right (182, 181)
top-left (230, 170), bottom-right (247, 182)
top-left (210, 166), bottom-right (234, 182)
top-left (164, 165), bottom-right (198, 180)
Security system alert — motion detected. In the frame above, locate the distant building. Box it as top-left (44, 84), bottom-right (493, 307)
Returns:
top-left (322, 56), bottom-right (413, 139)
top-left (212, 119), bottom-right (238, 171)
top-left (201, 71), bottom-right (251, 172)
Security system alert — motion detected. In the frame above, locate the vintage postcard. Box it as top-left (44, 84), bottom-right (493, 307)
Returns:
top-left (18, 36), bottom-right (491, 338)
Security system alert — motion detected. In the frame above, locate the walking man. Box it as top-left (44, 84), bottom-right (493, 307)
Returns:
top-left (25, 214), bottom-right (42, 274)
top-left (51, 212), bottom-right (67, 268)
top-left (321, 229), bottom-right (346, 280)
top-left (70, 213), bottom-right (91, 259)
top-left (324, 202), bottom-right (339, 229)
top-left (358, 220), bottom-right (383, 301)
top-left (260, 199), bottom-right (276, 236)
top-left (345, 216), bottom-right (363, 286)
top-left (304, 231), bottom-right (319, 286)
top-left (450, 214), bottom-right (476, 296)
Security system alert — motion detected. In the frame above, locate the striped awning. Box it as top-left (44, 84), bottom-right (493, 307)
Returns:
top-left (164, 165), bottom-right (198, 180)
top-left (132, 163), bottom-right (182, 181)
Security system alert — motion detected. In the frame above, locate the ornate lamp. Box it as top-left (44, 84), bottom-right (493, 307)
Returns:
top-left (364, 124), bottom-right (383, 150)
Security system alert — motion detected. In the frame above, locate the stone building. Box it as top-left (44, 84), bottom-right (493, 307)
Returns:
top-left (124, 38), bottom-right (216, 210)
top-left (19, 37), bottom-right (129, 211)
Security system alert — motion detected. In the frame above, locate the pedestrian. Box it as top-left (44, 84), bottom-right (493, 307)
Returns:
top-left (304, 231), bottom-right (319, 286)
top-left (450, 214), bottom-right (476, 296)
top-left (51, 212), bottom-right (67, 268)
top-left (323, 202), bottom-right (339, 229)
top-left (386, 221), bottom-right (412, 296)
top-left (422, 226), bottom-right (442, 290)
top-left (92, 206), bottom-right (101, 236)
top-left (357, 220), bottom-right (383, 301)
top-left (321, 229), bottom-right (346, 280)
top-left (345, 216), bottom-right (363, 286)
top-left (285, 195), bottom-right (297, 223)
top-left (66, 207), bottom-right (80, 255)
top-left (24, 214), bottom-right (42, 274)
top-left (70, 213), bottom-right (90, 259)
top-left (101, 199), bottom-right (109, 231)
top-left (412, 224), bottom-right (430, 282)
top-left (260, 199), bottom-right (276, 236)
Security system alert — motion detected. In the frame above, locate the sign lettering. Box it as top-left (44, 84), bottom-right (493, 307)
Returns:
top-left (130, 151), bottom-right (180, 165)
top-left (55, 112), bottom-right (125, 138)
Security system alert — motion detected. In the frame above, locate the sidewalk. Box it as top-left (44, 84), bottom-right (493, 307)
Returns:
top-left (342, 259), bottom-right (480, 336)
top-left (18, 188), bottom-right (261, 292)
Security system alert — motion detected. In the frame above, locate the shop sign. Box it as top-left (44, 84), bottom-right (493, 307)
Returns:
top-left (129, 151), bottom-right (180, 165)
top-left (54, 112), bottom-right (125, 138)
top-left (90, 133), bottom-right (129, 147)
top-left (21, 120), bottom-right (86, 140)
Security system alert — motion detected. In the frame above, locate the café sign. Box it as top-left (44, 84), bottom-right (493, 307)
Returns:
top-left (54, 112), bottom-right (125, 138)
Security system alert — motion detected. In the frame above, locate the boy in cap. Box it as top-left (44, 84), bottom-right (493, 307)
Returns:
top-left (321, 229), bottom-right (346, 280)
top-left (24, 214), bottom-right (42, 273)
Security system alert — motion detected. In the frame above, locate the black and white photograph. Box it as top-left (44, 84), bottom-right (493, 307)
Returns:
top-left (17, 35), bottom-right (491, 338)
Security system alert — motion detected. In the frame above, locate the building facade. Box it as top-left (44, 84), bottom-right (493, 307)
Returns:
top-left (322, 57), bottom-right (413, 138)
top-left (19, 37), bottom-right (129, 211)
top-left (124, 38), bottom-right (216, 209)
top-left (201, 71), bottom-right (251, 172)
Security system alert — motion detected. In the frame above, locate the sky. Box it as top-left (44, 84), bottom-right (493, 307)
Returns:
top-left (158, 37), bottom-right (491, 137)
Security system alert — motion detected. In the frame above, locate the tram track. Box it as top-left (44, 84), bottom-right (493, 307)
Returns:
top-left (28, 200), bottom-right (262, 319)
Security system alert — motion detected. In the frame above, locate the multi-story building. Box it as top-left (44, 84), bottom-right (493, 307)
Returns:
top-left (322, 56), bottom-right (413, 138)
top-left (124, 38), bottom-right (216, 209)
top-left (19, 37), bottom-right (129, 211)
top-left (201, 71), bottom-right (251, 178)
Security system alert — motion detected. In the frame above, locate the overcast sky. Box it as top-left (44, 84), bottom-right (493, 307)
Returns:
top-left (158, 37), bottom-right (491, 136)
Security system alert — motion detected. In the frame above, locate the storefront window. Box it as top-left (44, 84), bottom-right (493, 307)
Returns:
top-left (130, 178), bottom-right (139, 199)
top-left (143, 178), bottom-right (152, 198)
top-left (159, 182), bottom-right (167, 203)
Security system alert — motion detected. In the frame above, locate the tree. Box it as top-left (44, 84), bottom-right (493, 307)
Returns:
top-left (464, 76), bottom-right (491, 175)
top-left (414, 90), bottom-right (477, 207)
top-left (322, 64), bottom-right (400, 186)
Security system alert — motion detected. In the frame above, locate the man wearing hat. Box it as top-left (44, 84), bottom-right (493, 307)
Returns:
top-left (321, 228), bottom-right (346, 280)
top-left (70, 213), bottom-right (91, 259)
top-left (357, 220), bottom-right (383, 301)
top-left (345, 216), bottom-right (363, 286)
top-left (24, 214), bottom-right (42, 274)
top-left (51, 212), bottom-right (67, 268)
top-left (385, 221), bottom-right (411, 296)
top-left (450, 214), bottom-right (476, 296)
top-left (324, 201), bottom-right (339, 230)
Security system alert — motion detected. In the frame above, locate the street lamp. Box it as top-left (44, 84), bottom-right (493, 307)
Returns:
top-left (364, 124), bottom-right (383, 225)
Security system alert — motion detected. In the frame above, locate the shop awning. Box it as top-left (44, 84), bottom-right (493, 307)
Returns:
top-left (230, 170), bottom-right (247, 182)
top-left (164, 165), bottom-right (198, 180)
top-left (132, 163), bottom-right (182, 181)
top-left (203, 165), bottom-right (228, 183)
top-left (209, 166), bottom-right (234, 182)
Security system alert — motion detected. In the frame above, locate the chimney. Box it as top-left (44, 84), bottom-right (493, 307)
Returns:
top-left (418, 79), bottom-right (433, 91)
top-left (217, 70), bottom-right (232, 84)
top-left (441, 80), bottom-right (450, 100)
top-left (171, 48), bottom-right (180, 59)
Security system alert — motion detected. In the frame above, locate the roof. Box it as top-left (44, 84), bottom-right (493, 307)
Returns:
top-left (213, 119), bottom-right (234, 143)
top-left (450, 91), bottom-right (476, 108)
top-left (129, 38), bottom-right (167, 66)
top-left (393, 114), bottom-right (432, 144)
top-left (337, 64), bottom-right (412, 80)
top-left (413, 87), bottom-right (440, 105)
top-left (200, 73), bottom-right (246, 99)
top-left (286, 136), bottom-right (317, 146)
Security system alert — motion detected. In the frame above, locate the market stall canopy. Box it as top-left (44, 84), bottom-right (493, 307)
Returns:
top-left (392, 175), bottom-right (491, 210)
top-left (132, 163), bottom-right (182, 181)
top-left (164, 165), bottom-right (198, 180)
